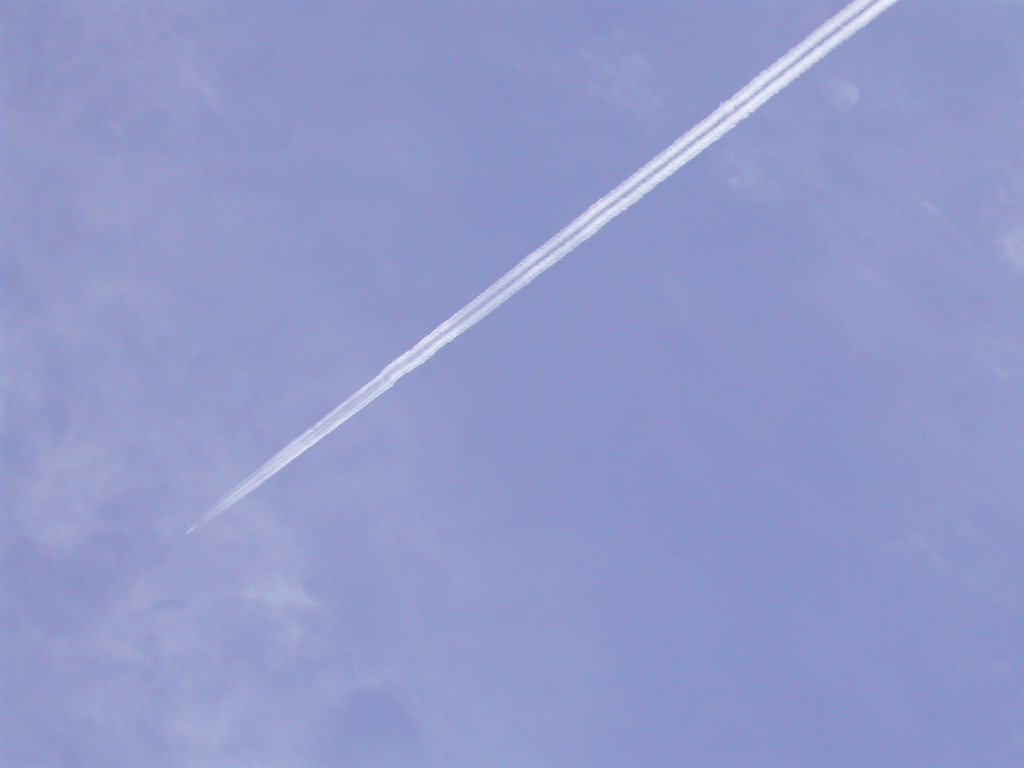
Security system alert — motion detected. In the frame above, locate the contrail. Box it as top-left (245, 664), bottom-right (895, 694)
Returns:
top-left (189, 0), bottom-right (899, 533)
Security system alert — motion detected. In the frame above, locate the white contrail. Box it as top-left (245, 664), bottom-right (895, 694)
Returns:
top-left (189, 0), bottom-right (899, 533)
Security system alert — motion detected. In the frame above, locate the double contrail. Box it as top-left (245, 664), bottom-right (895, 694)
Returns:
top-left (189, 0), bottom-right (899, 533)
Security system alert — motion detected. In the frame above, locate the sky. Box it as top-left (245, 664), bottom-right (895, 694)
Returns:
top-left (5, 0), bottom-right (1024, 766)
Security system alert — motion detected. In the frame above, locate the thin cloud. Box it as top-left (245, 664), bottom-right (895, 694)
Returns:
top-left (519, 32), bottom-right (666, 121)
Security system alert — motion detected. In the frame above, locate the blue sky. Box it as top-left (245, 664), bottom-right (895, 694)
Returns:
top-left (6, 1), bottom-right (1024, 766)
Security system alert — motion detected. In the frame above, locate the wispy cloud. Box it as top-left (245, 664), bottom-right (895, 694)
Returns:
top-left (516, 32), bottom-right (666, 122)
